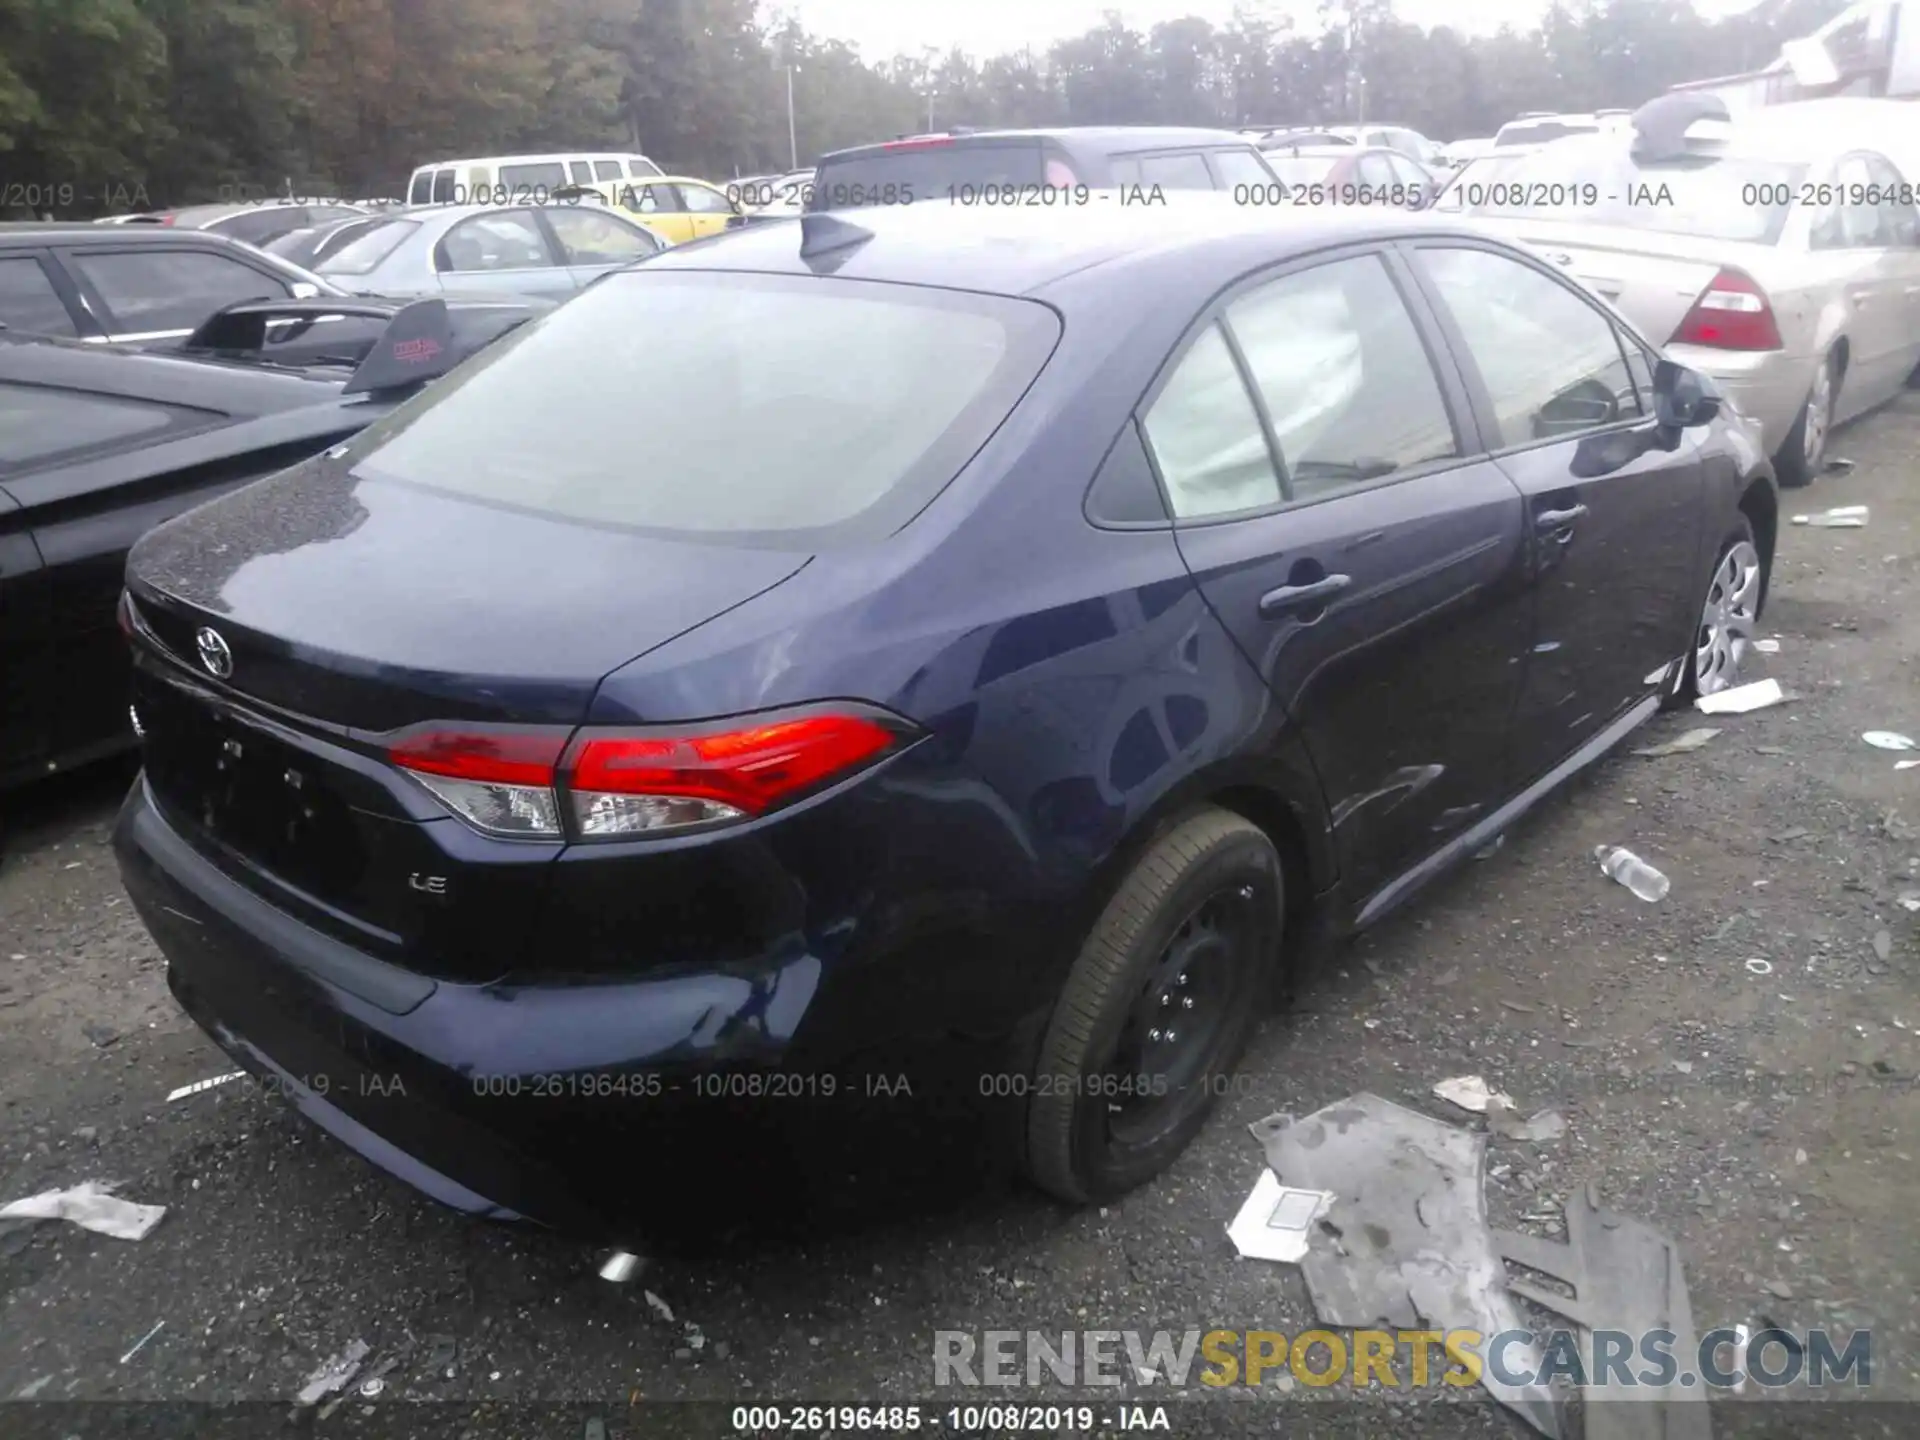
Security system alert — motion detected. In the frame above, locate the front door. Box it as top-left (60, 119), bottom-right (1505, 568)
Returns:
top-left (1405, 241), bottom-right (1708, 789)
top-left (1149, 247), bottom-right (1534, 903)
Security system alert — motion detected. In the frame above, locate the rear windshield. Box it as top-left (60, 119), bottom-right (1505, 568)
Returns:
top-left (316, 220), bottom-right (419, 276)
top-left (342, 271), bottom-right (1063, 545)
top-left (1264, 154), bottom-right (1341, 186)
top-left (809, 142), bottom-right (1046, 209)
top-left (1496, 121), bottom-right (1598, 147)
top-left (1461, 136), bottom-right (1807, 244)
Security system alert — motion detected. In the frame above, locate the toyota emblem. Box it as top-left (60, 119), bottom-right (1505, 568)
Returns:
top-left (195, 626), bottom-right (233, 679)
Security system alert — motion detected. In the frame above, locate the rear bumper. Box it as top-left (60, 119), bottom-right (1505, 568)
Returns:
top-left (1668, 344), bottom-right (1814, 457)
top-left (112, 776), bottom-right (891, 1241)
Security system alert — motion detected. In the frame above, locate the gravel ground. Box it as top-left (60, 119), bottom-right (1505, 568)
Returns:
top-left (1, 398), bottom-right (1917, 1438)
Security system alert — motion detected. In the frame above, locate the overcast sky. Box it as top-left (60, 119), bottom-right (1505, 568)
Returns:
top-left (768, 0), bottom-right (1771, 62)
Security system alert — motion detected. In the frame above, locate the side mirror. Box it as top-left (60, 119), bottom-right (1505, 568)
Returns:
top-left (1653, 359), bottom-right (1721, 430)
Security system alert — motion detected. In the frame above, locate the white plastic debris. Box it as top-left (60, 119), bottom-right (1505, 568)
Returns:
top-left (1696, 678), bottom-right (1785, 715)
top-left (1596, 845), bottom-right (1670, 902)
top-left (1897, 760), bottom-right (1920, 772)
top-left (119, 1320), bottom-right (165, 1365)
top-left (644, 1289), bottom-right (676, 1324)
top-left (1744, 957), bottom-right (1773, 976)
top-left (1863, 731), bottom-right (1917, 751)
top-left (294, 1339), bottom-right (370, 1407)
top-left (1225, 1168), bottom-right (1333, 1263)
top-left (1632, 727), bottom-right (1720, 758)
top-left (1753, 639), bottom-right (1781, 654)
top-left (166, 1071), bottom-right (245, 1102)
top-left (0, 1181), bottom-right (165, 1241)
top-left (1487, 1098), bottom-right (1568, 1143)
top-left (1432, 1075), bottom-right (1513, 1114)
top-left (1789, 505), bottom-right (1868, 528)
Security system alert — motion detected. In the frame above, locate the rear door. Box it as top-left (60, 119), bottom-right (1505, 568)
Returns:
top-left (622, 183), bottom-right (693, 243)
top-left (1864, 151), bottom-right (1920, 378)
top-left (1149, 245), bottom-right (1533, 904)
top-left (1809, 153), bottom-right (1908, 411)
top-left (1405, 240), bottom-right (1706, 786)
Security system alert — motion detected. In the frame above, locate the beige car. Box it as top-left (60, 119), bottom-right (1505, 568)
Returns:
top-left (1456, 104), bottom-right (1920, 486)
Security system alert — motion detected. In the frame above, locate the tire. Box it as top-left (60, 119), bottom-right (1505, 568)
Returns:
top-left (1025, 807), bottom-right (1283, 1204)
top-left (1773, 351), bottom-right (1838, 490)
top-left (1669, 515), bottom-right (1763, 706)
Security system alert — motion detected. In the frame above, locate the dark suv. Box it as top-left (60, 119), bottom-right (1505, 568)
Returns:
top-left (806, 127), bottom-right (1279, 209)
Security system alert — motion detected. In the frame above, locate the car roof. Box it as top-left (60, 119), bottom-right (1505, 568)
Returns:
top-left (820, 126), bottom-right (1262, 161)
top-left (0, 328), bottom-right (353, 412)
top-left (1263, 145), bottom-right (1363, 158)
top-left (643, 195), bottom-right (1483, 297)
top-left (0, 223), bottom-right (277, 245)
top-left (411, 152), bottom-right (644, 169)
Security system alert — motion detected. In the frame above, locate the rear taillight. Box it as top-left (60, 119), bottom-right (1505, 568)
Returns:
top-left (388, 708), bottom-right (917, 841)
top-left (1670, 268), bottom-right (1782, 351)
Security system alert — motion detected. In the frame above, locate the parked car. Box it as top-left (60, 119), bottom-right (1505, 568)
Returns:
top-left (1320, 124), bottom-right (1446, 166)
top-left (1258, 143), bottom-right (1440, 207)
top-left (404, 153), bottom-right (664, 207)
top-left (0, 224), bottom-right (342, 346)
top-left (1491, 112), bottom-right (1632, 149)
top-left (555, 178), bottom-right (742, 244)
top-left (724, 170), bottom-right (824, 229)
top-left (309, 203), bottom-right (667, 299)
top-left (1457, 93), bottom-right (1920, 486)
top-left (114, 199), bottom-right (1775, 1239)
top-left (121, 200), bottom-right (371, 248)
top-left (1249, 129), bottom-right (1356, 148)
top-left (807, 128), bottom-right (1280, 209)
top-left (265, 214), bottom-right (398, 271)
top-left (1, 298), bottom-right (530, 790)
top-left (1440, 137), bottom-right (1499, 168)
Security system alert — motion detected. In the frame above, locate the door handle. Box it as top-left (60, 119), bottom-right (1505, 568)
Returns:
top-left (1534, 504), bottom-right (1589, 532)
top-left (1258, 573), bottom-right (1351, 618)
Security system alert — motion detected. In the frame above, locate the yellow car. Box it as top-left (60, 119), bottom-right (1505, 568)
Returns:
top-left (556, 177), bottom-right (741, 244)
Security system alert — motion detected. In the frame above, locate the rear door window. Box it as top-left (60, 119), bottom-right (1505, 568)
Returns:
top-left (1207, 148), bottom-right (1275, 189)
top-left (594, 160), bottom-right (624, 181)
top-left (0, 256), bottom-right (77, 336)
top-left (1142, 324), bottom-right (1280, 519)
top-left (342, 271), bottom-right (1062, 545)
top-left (68, 249), bottom-right (288, 335)
top-left (435, 211), bottom-right (553, 272)
top-left (498, 162), bottom-right (568, 197)
top-left (408, 171), bottom-right (434, 205)
top-left (430, 169), bottom-right (458, 204)
top-left (1136, 152), bottom-right (1214, 189)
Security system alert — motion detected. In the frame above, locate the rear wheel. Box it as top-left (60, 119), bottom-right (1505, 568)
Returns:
top-left (1025, 808), bottom-right (1282, 1204)
top-left (1774, 352), bottom-right (1837, 489)
top-left (1672, 516), bottom-right (1763, 704)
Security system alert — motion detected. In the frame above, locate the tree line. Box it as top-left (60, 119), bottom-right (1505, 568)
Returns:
top-left (0, 0), bottom-right (1850, 213)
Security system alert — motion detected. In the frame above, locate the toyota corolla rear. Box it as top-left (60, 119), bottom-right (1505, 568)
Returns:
top-left (113, 263), bottom-right (1065, 1237)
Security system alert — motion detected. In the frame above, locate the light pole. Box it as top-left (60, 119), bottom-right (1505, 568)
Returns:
top-left (786, 65), bottom-right (799, 170)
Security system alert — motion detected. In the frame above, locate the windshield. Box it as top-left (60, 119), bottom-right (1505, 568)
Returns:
top-left (1459, 136), bottom-right (1808, 244)
top-left (316, 220), bottom-right (420, 276)
top-left (1263, 154), bottom-right (1341, 186)
top-left (1497, 120), bottom-right (1598, 147)
top-left (342, 271), bottom-right (1063, 545)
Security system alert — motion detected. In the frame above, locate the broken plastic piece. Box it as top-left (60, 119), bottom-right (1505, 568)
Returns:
top-left (598, 1249), bottom-right (645, 1283)
top-left (1432, 1075), bottom-right (1513, 1114)
top-left (1695, 677), bottom-right (1784, 714)
top-left (1595, 845), bottom-right (1669, 902)
top-left (1631, 727), bottom-right (1720, 758)
top-left (1823, 456), bottom-right (1855, 475)
top-left (0, 1181), bottom-right (165, 1241)
top-left (1487, 1098), bottom-right (1567, 1143)
top-left (1254, 1093), bottom-right (1563, 1438)
top-left (1789, 504), bottom-right (1867, 527)
top-left (1897, 760), bottom-right (1920, 772)
top-left (1753, 638), bottom-right (1780, 654)
top-left (294, 1339), bottom-right (370, 1407)
top-left (644, 1289), bottom-right (676, 1324)
top-left (1744, 957), bottom-right (1773, 976)
top-left (166, 1071), bottom-right (244, 1102)
top-left (1863, 731), bottom-right (1917, 751)
top-left (1225, 1169), bottom-right (1333, 1263)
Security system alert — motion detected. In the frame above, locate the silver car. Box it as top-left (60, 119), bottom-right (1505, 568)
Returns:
top-left (310, 203), bottom-right (668, 300)
top-left (1458, 99), bottom-right (1920, 486)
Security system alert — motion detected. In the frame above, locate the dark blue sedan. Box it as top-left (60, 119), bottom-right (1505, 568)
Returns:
top-left (113, 199), bottom-right (1776, 1235)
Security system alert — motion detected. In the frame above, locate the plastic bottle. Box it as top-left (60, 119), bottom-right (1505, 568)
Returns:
top-left (1594, 845), bottom-right (1669, 902)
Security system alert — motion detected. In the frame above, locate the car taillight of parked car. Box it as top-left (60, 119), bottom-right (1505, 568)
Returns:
top-left (1670, 267), bottom-right (1782, 351)
top-left (387, 707), bottom-right (921, 840)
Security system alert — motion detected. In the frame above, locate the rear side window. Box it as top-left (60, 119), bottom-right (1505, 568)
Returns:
top-left (0, 384), bottom-right (178, 470)
top-left (594, 160), bottom-right (623, 181)
top-left (809, 142), bottom-right (1045, 208)
top-left (408, 172), bottom-right (434, 205)
top-left (629, 157), bottom-right (663, 178)
top-left (343, 272), bottom-right (1062, 545)
top-left (211, 208), bottom-right (307, 246)
top-left (1141, 324), bottom-right (1280, 518)
top-left (569, 161), bottom-right (593, 183)
top-left (430, 169), bottom-right (457, 204)
top-left (1207, 148), bottom-right (1274, 190)
top-left (1136, 153), bottom-right (1214, 189)
top-left (0, 256), bottom-right (77, 336)
top-left (499, 163), bottom-right (568, 195)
